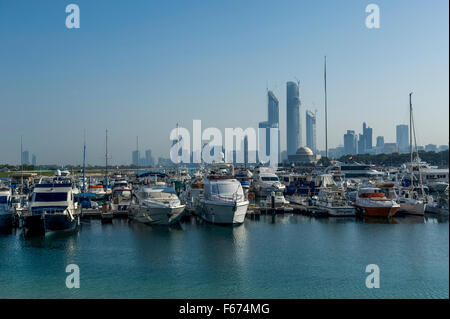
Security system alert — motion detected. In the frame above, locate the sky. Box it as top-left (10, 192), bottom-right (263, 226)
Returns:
top-left (0, 0), bottom-right (448, 165)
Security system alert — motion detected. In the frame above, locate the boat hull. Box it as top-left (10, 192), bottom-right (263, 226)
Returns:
top-left (317, 205), bottom-right (355, 217)
top-left (24, 215), bottom-right (45, 234)
top-left (198, 200), bottom-right (248, 224)
top-left (399, 202), bottom-right (425, 216)
top-left (43, 214), bottom-right (79, 232)
top-left (130, 205), bottom-right (185, 225)
top-left (356, 205), bottom-right (399, 217)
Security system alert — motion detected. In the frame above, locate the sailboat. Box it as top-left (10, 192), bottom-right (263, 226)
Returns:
top-left (397, 93), bottom-right (430, 216)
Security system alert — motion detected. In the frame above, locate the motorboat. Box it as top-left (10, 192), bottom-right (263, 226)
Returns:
top-left (198, 164), bottom-right (249, 224)
top-left (110, 187), bottom-right (133, 215)
top-left (0, 186), bottom-right (14, 228)
top-left (251, 166), bottom-right (285, 197)
top-left (129, 186), bottom-right (185, 225)
top-left (354, 187), bottom-right (400, 217)
top-left (313, 188), bottom-right (355, 217)
top-left (25, 181), bottom-right (80, 234)
top-left (260, 190), bottom-right (289, 208)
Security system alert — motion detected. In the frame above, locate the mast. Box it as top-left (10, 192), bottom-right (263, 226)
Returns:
top-left (105, 129), bottom-right (109, 188)
top-left (82, 130), bottom-right (86, 193)
top-left (324, 56), bottom-right (328, 158)
top-left (409, 92), bottom-right (413, 164)
top-left (136, 136), bottom-right (139, 168)
top-left (20, 135), bottom-right (23, 189)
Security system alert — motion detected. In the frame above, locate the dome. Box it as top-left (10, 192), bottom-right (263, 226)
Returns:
top-left (296, 146), bottom-right (314, 156)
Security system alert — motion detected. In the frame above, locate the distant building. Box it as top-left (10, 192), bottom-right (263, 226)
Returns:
top-left (383, 143), bottom-right (398, 154)
top-left (258, 90), bottom-right (280, 163)
top-left (267, 90), bottom-right (279, 126)
top-left (157, 157), bottom-right (174, 167)
top-left (22, 151), bottom-right (30, 165)
top-left (357, 133), bottom-right (365, 154)
top-left (328, 146), bottom-right (345, 159)
top-left (396, 124), bottom-right (409, 153)
top-left (305, 110), bottom-right (316, 153)
top-left (362, 122), bottom-right (373, 152)
top-left (439, 145), bottom-right (449, 152)
top-left (376, 136), bottom-right (384, 148)
top-left (258, 121), bottom-right (280, 163)
top-left (286, 81), bottom-right (300, 155)
top-left (425, 144), bottom-right (438, 152)
top-left (344, 130), bottom-right (357, 155)
top-left (287, 147), bottom-right (321, 165)
top-left (132, 150), bottom-right (139, 166)
top-left (145, 149), bottom-right (154, 166)
top-left (31, 154), bottom-right (37, 166)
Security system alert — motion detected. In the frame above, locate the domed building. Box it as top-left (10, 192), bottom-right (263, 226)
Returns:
top-left (287, 146), bottom-right (321, 165)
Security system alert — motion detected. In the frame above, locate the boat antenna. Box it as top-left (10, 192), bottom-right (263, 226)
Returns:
top-left (324, 56), bottom-right (328, 159)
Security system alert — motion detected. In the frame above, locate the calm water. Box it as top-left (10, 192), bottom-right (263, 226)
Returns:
top-left (0, 214), bottom-right (448, 299)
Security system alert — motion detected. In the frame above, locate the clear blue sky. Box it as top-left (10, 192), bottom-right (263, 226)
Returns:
top-left (0, 0), bottom-right (448, 165)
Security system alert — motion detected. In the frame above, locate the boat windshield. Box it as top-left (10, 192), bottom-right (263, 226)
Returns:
top-left (33, 192), bottom-right (68, 202)
top-left (211, 182), bottom-right (244, 197)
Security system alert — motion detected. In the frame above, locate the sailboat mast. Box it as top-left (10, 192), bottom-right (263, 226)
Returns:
top-left (82, 130), bottom-right (86, 193)
top-left (20, 135), bottom-right (23, 189)
top-left (409, 92), bottom-right (413, 164)
top-left (105, 129), bottom-right (109, 188)
top-left (324, 56), bottom-right (328, 158)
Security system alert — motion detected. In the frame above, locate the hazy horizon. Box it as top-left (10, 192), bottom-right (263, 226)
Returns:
top-left (1, 0), bottom-right (448, 165)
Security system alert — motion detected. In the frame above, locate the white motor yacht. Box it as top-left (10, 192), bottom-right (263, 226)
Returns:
top-left (129, 186), bottom-right (185, 225)
top-left (198, 164), bottom-right (249, 224)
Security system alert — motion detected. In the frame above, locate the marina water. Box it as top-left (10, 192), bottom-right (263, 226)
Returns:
top-left (0, 214), bottom-right (448, 299)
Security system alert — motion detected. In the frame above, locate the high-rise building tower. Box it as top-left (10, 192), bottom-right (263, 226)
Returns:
top-left (267, 90), bottom-right (279, 126)
top-left (31, 154), bottom-right (37, 166)
top-left (376, 136), bottom-right (384, 148)
top-left (22, 151), bottom-right (30, 165)
top-left (396, 124), bottom-right (409, 153)
top-left (305, 110), bottom-right (316, 153)
top-left (258, 90), bottom-right (281, 163)
top-left (145, 149), bottom-right (154, 167)
top-left (286, 81), bottom-right (300, 155)
top-left (132, 150), bottom-right (139, 166)
top-left (344, 130), bottom-right (357, 155)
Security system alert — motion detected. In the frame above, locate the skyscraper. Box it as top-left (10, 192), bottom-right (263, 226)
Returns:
top-left (363, 122), bottom-right (373, 151)
top-left (132, 150), bottom-right (139, 166)
top-left (286, 81), bottom-right (300, 155)
top-left (376, 136), bottom-right (384, 148)
top-left (396, 124), bottom-right (409, 153)
top-left (145, 149), bottom-right (154, 167)
top-left (358, 133), bottom-right (365, 154)
top-left (305, 110), bottom-right (316, 152)
top-left (344, 130), bottom-right (357, 155)
top-left (267, 90), bottom-right (279, 125)
top-left (22, 150), bottom-right (29, 165)
top-left (32, 154), bottom-right (37, 166)
top-left (258, 90), bottom-right (280, 163)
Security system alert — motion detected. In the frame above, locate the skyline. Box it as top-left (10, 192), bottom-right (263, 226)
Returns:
top-left (0, 0), bottom-right (448, 165)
